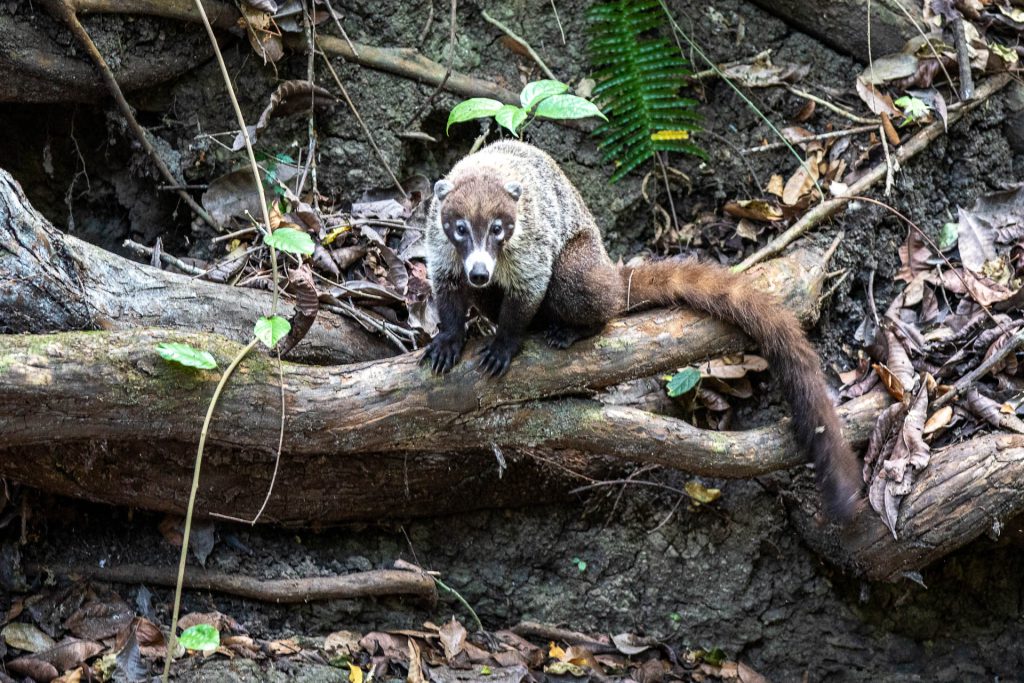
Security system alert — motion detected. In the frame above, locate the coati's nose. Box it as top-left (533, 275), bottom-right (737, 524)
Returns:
top-left (468, 263), bottom-right (491, 287)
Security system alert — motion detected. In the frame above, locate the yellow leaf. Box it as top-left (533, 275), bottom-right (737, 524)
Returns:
top-left (651, 130), bottom-right (690, 141)
top-left (549, 642), bottom-right (566, 660)
top-left (323, 225), bottom-right (351, 245)
top-left (684, 481), bottom-right (721, 505)
top-left (348, 663), bottom-right (364, 683)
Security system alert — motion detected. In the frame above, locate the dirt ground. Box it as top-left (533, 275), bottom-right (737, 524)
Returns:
top-left (2, 0), bottom-right (1024, 680)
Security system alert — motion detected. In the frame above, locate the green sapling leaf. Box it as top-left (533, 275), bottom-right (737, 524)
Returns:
top-left (265, 227), bottom-right (314, 255)
top-left (533, 94), bottom-right (607, 121)
top-left (519, 79), bottom-right (569, 111)
top-left (495, 105), bottom-right (528, 135)
top-left (666, 367), bottom-right (700, 397)
top-left (179, 624), bottom-right (220, 652)
top-left (254, 316), bottom-right (292, 349)
top-left (156, 342), bottom-right (218, 370)
top-left (446, 98), bottom-right (504, 133)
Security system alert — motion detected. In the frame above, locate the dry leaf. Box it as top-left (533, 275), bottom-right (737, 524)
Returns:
top-left (722, 199), bottom-right (783, 222)
top-left (923, 406), bottom-right (953, 435)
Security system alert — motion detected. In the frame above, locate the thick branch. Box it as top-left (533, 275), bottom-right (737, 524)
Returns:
top-left (0, 244), bottom-right (829, 457)
top-left (74, 0), bottom-right (519, 104)
top-left (0, 169), bottom-right (392, 365)
top-left (40, 564), bottom-right (437, 603)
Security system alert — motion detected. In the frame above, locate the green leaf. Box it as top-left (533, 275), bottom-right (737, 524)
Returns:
top-left (265, 227), bottom-right (314, 255)
top-left (519, 79), bottom-right (569, 111)
top-left (534, 94), bottom-right (608, 122)
top-left (494, 105), bottom-right (528, 135)
top-left (894, 95), bottom-right (929, 121)
top-left (938, 222), bottom-right (959, 251)
top-left (666, 367), bottom-right (700, 397)
top-left (156, 342), bottom-right (218, 370)
top-left (571, 557), bottom-right (587, 572)
top-left (446, 98), bottom-right (504, 133)
top-left (179, 624), bottom-right (220, 652)
top-left (254, 316), bottom-right (292, 349)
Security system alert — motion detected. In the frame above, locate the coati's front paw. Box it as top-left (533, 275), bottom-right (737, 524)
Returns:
top-left (421, 333), bottom-right (465, 374)
top-left (477, 337), bottom-right (520, 377)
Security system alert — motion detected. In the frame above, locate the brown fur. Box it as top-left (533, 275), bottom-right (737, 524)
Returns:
top-left (424, 141), bottom-right (863, 522)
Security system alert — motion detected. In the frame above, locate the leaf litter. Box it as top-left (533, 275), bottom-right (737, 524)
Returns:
top-left (852, 184), bottom-right (1024, 535)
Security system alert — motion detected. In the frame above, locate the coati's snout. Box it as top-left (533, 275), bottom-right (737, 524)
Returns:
top-left (433, 177), bottom-right (521, 288)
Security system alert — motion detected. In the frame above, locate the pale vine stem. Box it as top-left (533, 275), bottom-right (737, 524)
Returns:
top-left (162, 3), bottom-right (292, 680)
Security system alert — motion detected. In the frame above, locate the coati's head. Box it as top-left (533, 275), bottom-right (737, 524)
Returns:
top-left (433, 174), bottom-right (521, 288)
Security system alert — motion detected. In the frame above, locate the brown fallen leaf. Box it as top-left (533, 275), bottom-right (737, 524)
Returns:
top-left (964, 389), bottom-right (1024, 434)
top-left (923, 405), bottom-right (953, 435)
top-left (408, 638), bottom-right (426, 683)
top-left (1, 622), bottom-right (56, 653)
top-left (438, 619), bottom-right (467, 663)
top-left (6, 656), bottom-right (59, 681)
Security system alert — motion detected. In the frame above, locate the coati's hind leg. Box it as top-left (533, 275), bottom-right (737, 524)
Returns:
top-left (539, 231), bottom-right (624, 348)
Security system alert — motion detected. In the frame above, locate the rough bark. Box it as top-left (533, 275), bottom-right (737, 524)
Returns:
top-left (0, 242), bottom-right (841, 521)
top-left (0, 169), bottom-right (393, 365)
top-left (747, 0), bottom-right (922, 63)
top-left (793, 433), bottom-right (1024, 582)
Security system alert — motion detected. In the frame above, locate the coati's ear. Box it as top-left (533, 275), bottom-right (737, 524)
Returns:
top-left (504, 181), bottom-right (522, 201)
top-left (433, 179), bottom-right (453, 202)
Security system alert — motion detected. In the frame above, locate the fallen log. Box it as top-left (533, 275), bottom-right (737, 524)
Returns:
top-left (747, 0), bottom-right (922, 63)
top-left (0, 245), bottom-right (843, 523)
top-left (0, 169), bottom-right (393, 365)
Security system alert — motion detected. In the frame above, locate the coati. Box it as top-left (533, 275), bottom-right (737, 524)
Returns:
top-left (423, 140), bottom-right (862, 523)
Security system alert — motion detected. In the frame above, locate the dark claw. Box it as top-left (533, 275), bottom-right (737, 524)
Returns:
top-left (421, 334), bottom-right (464, 375)
top-left (477, 337), bottom-right (518, 377)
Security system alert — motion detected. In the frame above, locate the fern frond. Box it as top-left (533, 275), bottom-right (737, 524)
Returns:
top-left (586, 0), bottom-right (703, 182)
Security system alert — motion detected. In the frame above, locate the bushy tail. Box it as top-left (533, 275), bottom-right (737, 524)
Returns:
top-left (623, 259), bottom-right (863, 523)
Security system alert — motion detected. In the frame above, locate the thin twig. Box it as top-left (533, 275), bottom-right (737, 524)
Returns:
top-left (656, 153), bottom-right (680, 236)
top-left (317, 41), bottom-right (407, 198)
top-left (123, 239), bottom-right (205, 276)
top-left (734, 73), bottom-right (1013, 272)
top-left (481, 9), bottom-right (557, 81)
top-left (194, 0), bottom-right (279, 313)
top-left (320, 0), bottom-right (357, 56)
top-left (404, 0), bottom-right (457, 127)
top-left (742, 124), bottom-right (877, 153)
top-left (550, 0), bottom-right (566, 44)
top-left (42, 0), bottom-right (218, 230)
top-left (210, 226), bottom-right (258, 243)
top-left (785, 85), bottom-right (878, 125)
top-left (417, 0), bottom-right (435, 44)
top-left (951, 15), bottom-right (975, 100)
top-left (879, 123), bottom-right (895, 196)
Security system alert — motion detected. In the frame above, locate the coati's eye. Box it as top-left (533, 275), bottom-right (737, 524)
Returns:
top-left (490, 220), bottom-right (503, 237)
top-left (453, 219), bottom-right (468, 239)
